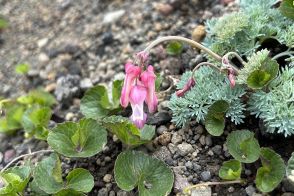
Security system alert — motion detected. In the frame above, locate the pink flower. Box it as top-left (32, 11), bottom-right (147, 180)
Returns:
top-left (129, 85), bottom-right (147, 129)
top-left (120, 63), bottom-right (142, 108)
top-left (227, 68), bottom-right (236, 88)
top-left (140, 65), bottom-right (158, 113)
top-left (176, 78), bottom-right (196, 97)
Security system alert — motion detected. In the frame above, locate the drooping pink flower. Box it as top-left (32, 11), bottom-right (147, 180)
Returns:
top-left (227, 68), bottom-right (236, 88)
top-left (129, 85), bottom-right (147, 129)
top-left (176, 78), bottom-right (196, 97)
top-left (140, 65), bottom-right (158, 113)
top-left (120, 63), bottom-right (142, 108)
top-left (136, 51), bottom-right (149, 64)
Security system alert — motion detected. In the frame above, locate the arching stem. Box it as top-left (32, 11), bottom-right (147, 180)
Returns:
top-left (1, 149), bottom-right (54, 173)
top-left (192, 62), bottom-right (223, 78)
top-left (272, 50), bottom-right (294, 60)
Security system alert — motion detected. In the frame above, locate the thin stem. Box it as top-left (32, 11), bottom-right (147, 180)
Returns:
top-left (272, 51), bottom-right (294, 60)
top-left (224, 52), bottom-right (246, 64)
top-left (192, 62), bottom-right (223, 78)
top-left (143, 36), bottom-right (222, 62)
top-left (183, 179), bottom-right (245, 194)
top-left (1, 149), bottom-right (54, 173)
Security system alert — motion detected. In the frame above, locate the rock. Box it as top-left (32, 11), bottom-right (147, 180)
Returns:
top-left (102, 31), bottom-right (113, 45)
top-left (54, 74), bottom-right (81, 103)
top-left (103, 174), bottom-right (112, 183)
top-left (155, 3), bottom-right (173, 15)
top-left (45, 83), bottom-right (57, 92)
top-left (38, 53), bottom-right (50, 62)
top-left (109, 191), bottom-right (116, 196)
top-left (80, 78), bottom-right (93, 89)
top-left (185, 161), bottom-right (193, 170)
top-left (191, 186), bottom-right (212, 196)
top-left (65, 112), bottom-right (75, 121)
top-left (200, 171), bottom-right (211, 181)
top-left (58, 0), bottom-right (72, 10)
top-left (282, 193), bottom-right (294, 196)
top-left (177, 143), bottom-right (194, 156)
top-left (193, 163), bottom-right (201, 172)
top-left (147, 111), bottom-right (171, 126)
top-left (195, 125), bottom-right (204, 134)
top-left (153, 146), bottom-right (172, 162)
top-left (192, 25), bottom-right (206, 43)
top-left (157, 125), bottom-right (168, 135)
top-left (98, 188), bottom-right (108, 196)
top-left (211, 145), bottom-right (222, 155)
top-left (103, 10), bottom-right (126, 24)
top-left (168, 143), bottom-right (178, 154)
top-left (171, 132), bottom-right (182, 144)
top-left (174, 173), bottom-right (190, 192)
top-left (283, 178), bottom-right (294, 192)
top-left (205, 136), bottom-right (212, 146)
top-left (199, 135), bottom-right (206, 146)
top-left (228, 186), bottom-right (235, 193)
top-left (0, 152), bottom-right (3, 163)
top-left (117, 190), bottom-right (130, 196)
top-left (158, 132), bottom-right (171, 146)
top-left (4, 149), bottom-right (15, 163)
top-left (245, 185), bottom-right (256, 196)
top-left (37, 38), bottom-right (49, 48)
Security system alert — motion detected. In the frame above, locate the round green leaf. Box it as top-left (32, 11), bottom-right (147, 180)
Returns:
top-left (17, 89), bottom-right (56, 107)
top-left (166, 41), bottom-right (183, 55)
top-left (256, 148), bottom-right (286, 193)
top-left (66, 168), bottom-right (94, 193)
top-left (205, 100), bottom-right (229, 136)
top-left (219, 159), bottom-right (242, 180)
top-left (247, 70), bottom-right (271, 89)
top-left (47, 118), bottom-right (107, 157)
top-left (114, 150), bottom-right (174, 196)
top-left (55, 189), bottom-right (84, 196)
top-left (279, 0), bottom-right (294, 20)
top-left (0, 103), bottom-right (25, 134)
top-left (226, 130), bottom-right (260, 163)
top-left (102, 116), bottom-right (155, 147)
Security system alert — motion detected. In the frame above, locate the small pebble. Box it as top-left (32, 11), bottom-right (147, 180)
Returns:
top-left (158, 132), bottom-right (171, 146)
top-left (4, 149), bottom-right (15, 163)
top-left (0, 152), bottom-right (3, 163)
top-left (177, 143), bottom-right (194, 156)
top-left (103, 174), bottom-right (112, 183)
top-left (200, 171), bottom-right (211, 181)
top-left (157, 125), bottom-right (168, 135)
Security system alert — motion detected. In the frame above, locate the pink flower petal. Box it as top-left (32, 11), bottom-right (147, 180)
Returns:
top-left (129, 85), bottom-right (147, 129)
top-left (176, 78), bottom-right (196, 97)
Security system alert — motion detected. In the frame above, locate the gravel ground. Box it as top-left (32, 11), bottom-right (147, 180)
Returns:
top-left (1, 0), bottom-right (293, 195)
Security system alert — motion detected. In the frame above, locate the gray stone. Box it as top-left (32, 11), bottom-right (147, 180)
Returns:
top-left (168, 143), bottom-right (178, 154)
top-left (157, 125), bottom-right (168, 135)
top-left (177, 143), bottom-right (194, 156)
top-left (199, 135), bottom-right (206, 146)
top-left (191, 186), bottom-right (211, 196)
top-left (4, 149), bottom-right (15, 163)
top-left (80, 78), bottom-right (93, 89)
top-left (54, 75), bottom-right (81, 103)
top-left (152, 146), bottom-right (172, 162)
top-left (171, 132), bottom-right (182, 144)
top-left (109, 191), bottom-right (116, 196)
top-left (185, 161), bottom-right (193, 169)
top-left (117, 190), bottom-right (130, 196)
top-left (283, 178), bottom-right (294, 192)
top-left (147, 111), bottom-right (172, 126)
top-left (103, 10), bottom-right (126, 24)
top-left (200, 171), bottom-right (211, 181)
top-left (211, 145), bottom-right (222, 155)
top-left (174, 173), bottom-right (190, 192)
top-left (245, 185), bottom-right (256, 196)
top-left (98, 188), bottom-right (108, 196)
top-left (193, 163), bottom-right (201, 172)
top-left (103, 174), bottom-right (112, 183)
top-left (195, 125), bottom-right (204, 134)
top-left (205, 136), bottom-right (212, 146)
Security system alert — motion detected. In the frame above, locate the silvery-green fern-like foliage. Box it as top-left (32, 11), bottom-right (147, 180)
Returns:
top-left (248, 62), bottom-right (294, 137)
top-left (203, 0), bottom-right (293, 57)
top-left (169, 66), bottom-right (246, 127)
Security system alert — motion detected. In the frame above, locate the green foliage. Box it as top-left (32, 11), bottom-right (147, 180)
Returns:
top-left (166, 41), bottom-right (183, 55)
top-left (80, 80), bottom-right (123, 119)
top-left (279, 0), bottom-right (294, 20)
top-left (277, 24), bottom-right (294, 48)
top-left (203, 0), bottom-right (293, 56)
top-left (22, 105), bottom-right (52, 140)
top-left (114, 150), bottom-right (174, 196)
top-left (0, 166), bottom-right (31, 195)
top-left (169, 66), bottom-right (246, 127)
top-left (205, 100), bottom-right (229, 136)
top-left (219, 159), bottom-right (242, 180)
top-left (47, 118), bottom-right (107, 157)
top-left (33, 154), bottom-right (94, 194)
top-left (102, 116), bottom-right (155, 147)
top-left (0, 16), bottom-right (8, 30)
top-left (226, 130), bottom-right (260, 163)
top-left (17, 89), bottom-right (56, 107)
top-left (248, 65), bottom-right (294, 136)
top-left (15, 63), bottom-right (29, 75)
top-left (287, 152), bottom-right (294, 186)
top-left (255, 148), bottom-right (286, 193)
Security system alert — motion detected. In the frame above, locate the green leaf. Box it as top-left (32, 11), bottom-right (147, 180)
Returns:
top-left (102, 116), bottom-right (155, 147)
top-left (247, 58), bottom-right (279, 89)
top-left (279, 0), bottom-right (294, 20)
top-left (155, 74), bottom-right (163, 92)
top-left (166, 41), bottom-right (183, 55)
top-left (287, 152), bottom-right (294, 178)
top-left (205, 100), bottom-right (229, 136)
top-left (54, 189), bottom-right (84, 196)
top-left (15, 64), bottom-right (29, 75)
top-left (226, 130), bottom-right (260, 163)
top-left (66, 168), bottom-right (94, 193)
top-left (0, 103), bottom-right (25, 134)
top-left (256, 148), bottom-right (286, 193)
top-left (0, 165), bottom-right (31, 195)
top-left (47, 118), bottom-right (107, 157)
top-left (17, 89), bottom-right (56, 107)
top-left (22, 105), bottom-right (52, 140)
top-left (33, 154), bottom-right (94, 194)
top-left (80, 81), bottom-right (123, 119)
top-left (0, 17), bottom-right (8, 30)
top-left (114, 151), bottom-right (174, 196)
top-left (219, 160), bottom-right (242, 180)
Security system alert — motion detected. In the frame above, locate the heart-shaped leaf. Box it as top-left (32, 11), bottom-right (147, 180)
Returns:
top-left (279, 0), bottom-right (294, 20)
top-left (0, 165), bottom-right (31, 195)
top-left (247, 57), bottom-right (279, 89)
top-left (287, 152), bottom-right (294, 181)
top-left (33, 154), bottom-right (94, 194)
top-left (22, 105), bottom-right (52, 140)
top-left (226, 130), bottom-right (260, 163)
top-left (47, 118), bottom-right (107, 157)
top-left (17, 89), bottom-right (56, 107)
top-left (0, 103), bottom-right (25, 134)
top-left (80, 80), bottom-right (123, 119)
top-left (102, 116), bottom-right (155, 147)
top-left (114, 150), bottom-right (174, 196)
top-left (256, 148), bottom-right (286, 193)
top-left (205, 100), bottom-right (229, 136)
top-left (166, 41), bottom-right (183, 55)
top-left (219, 159), bottom-right (242, 180)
